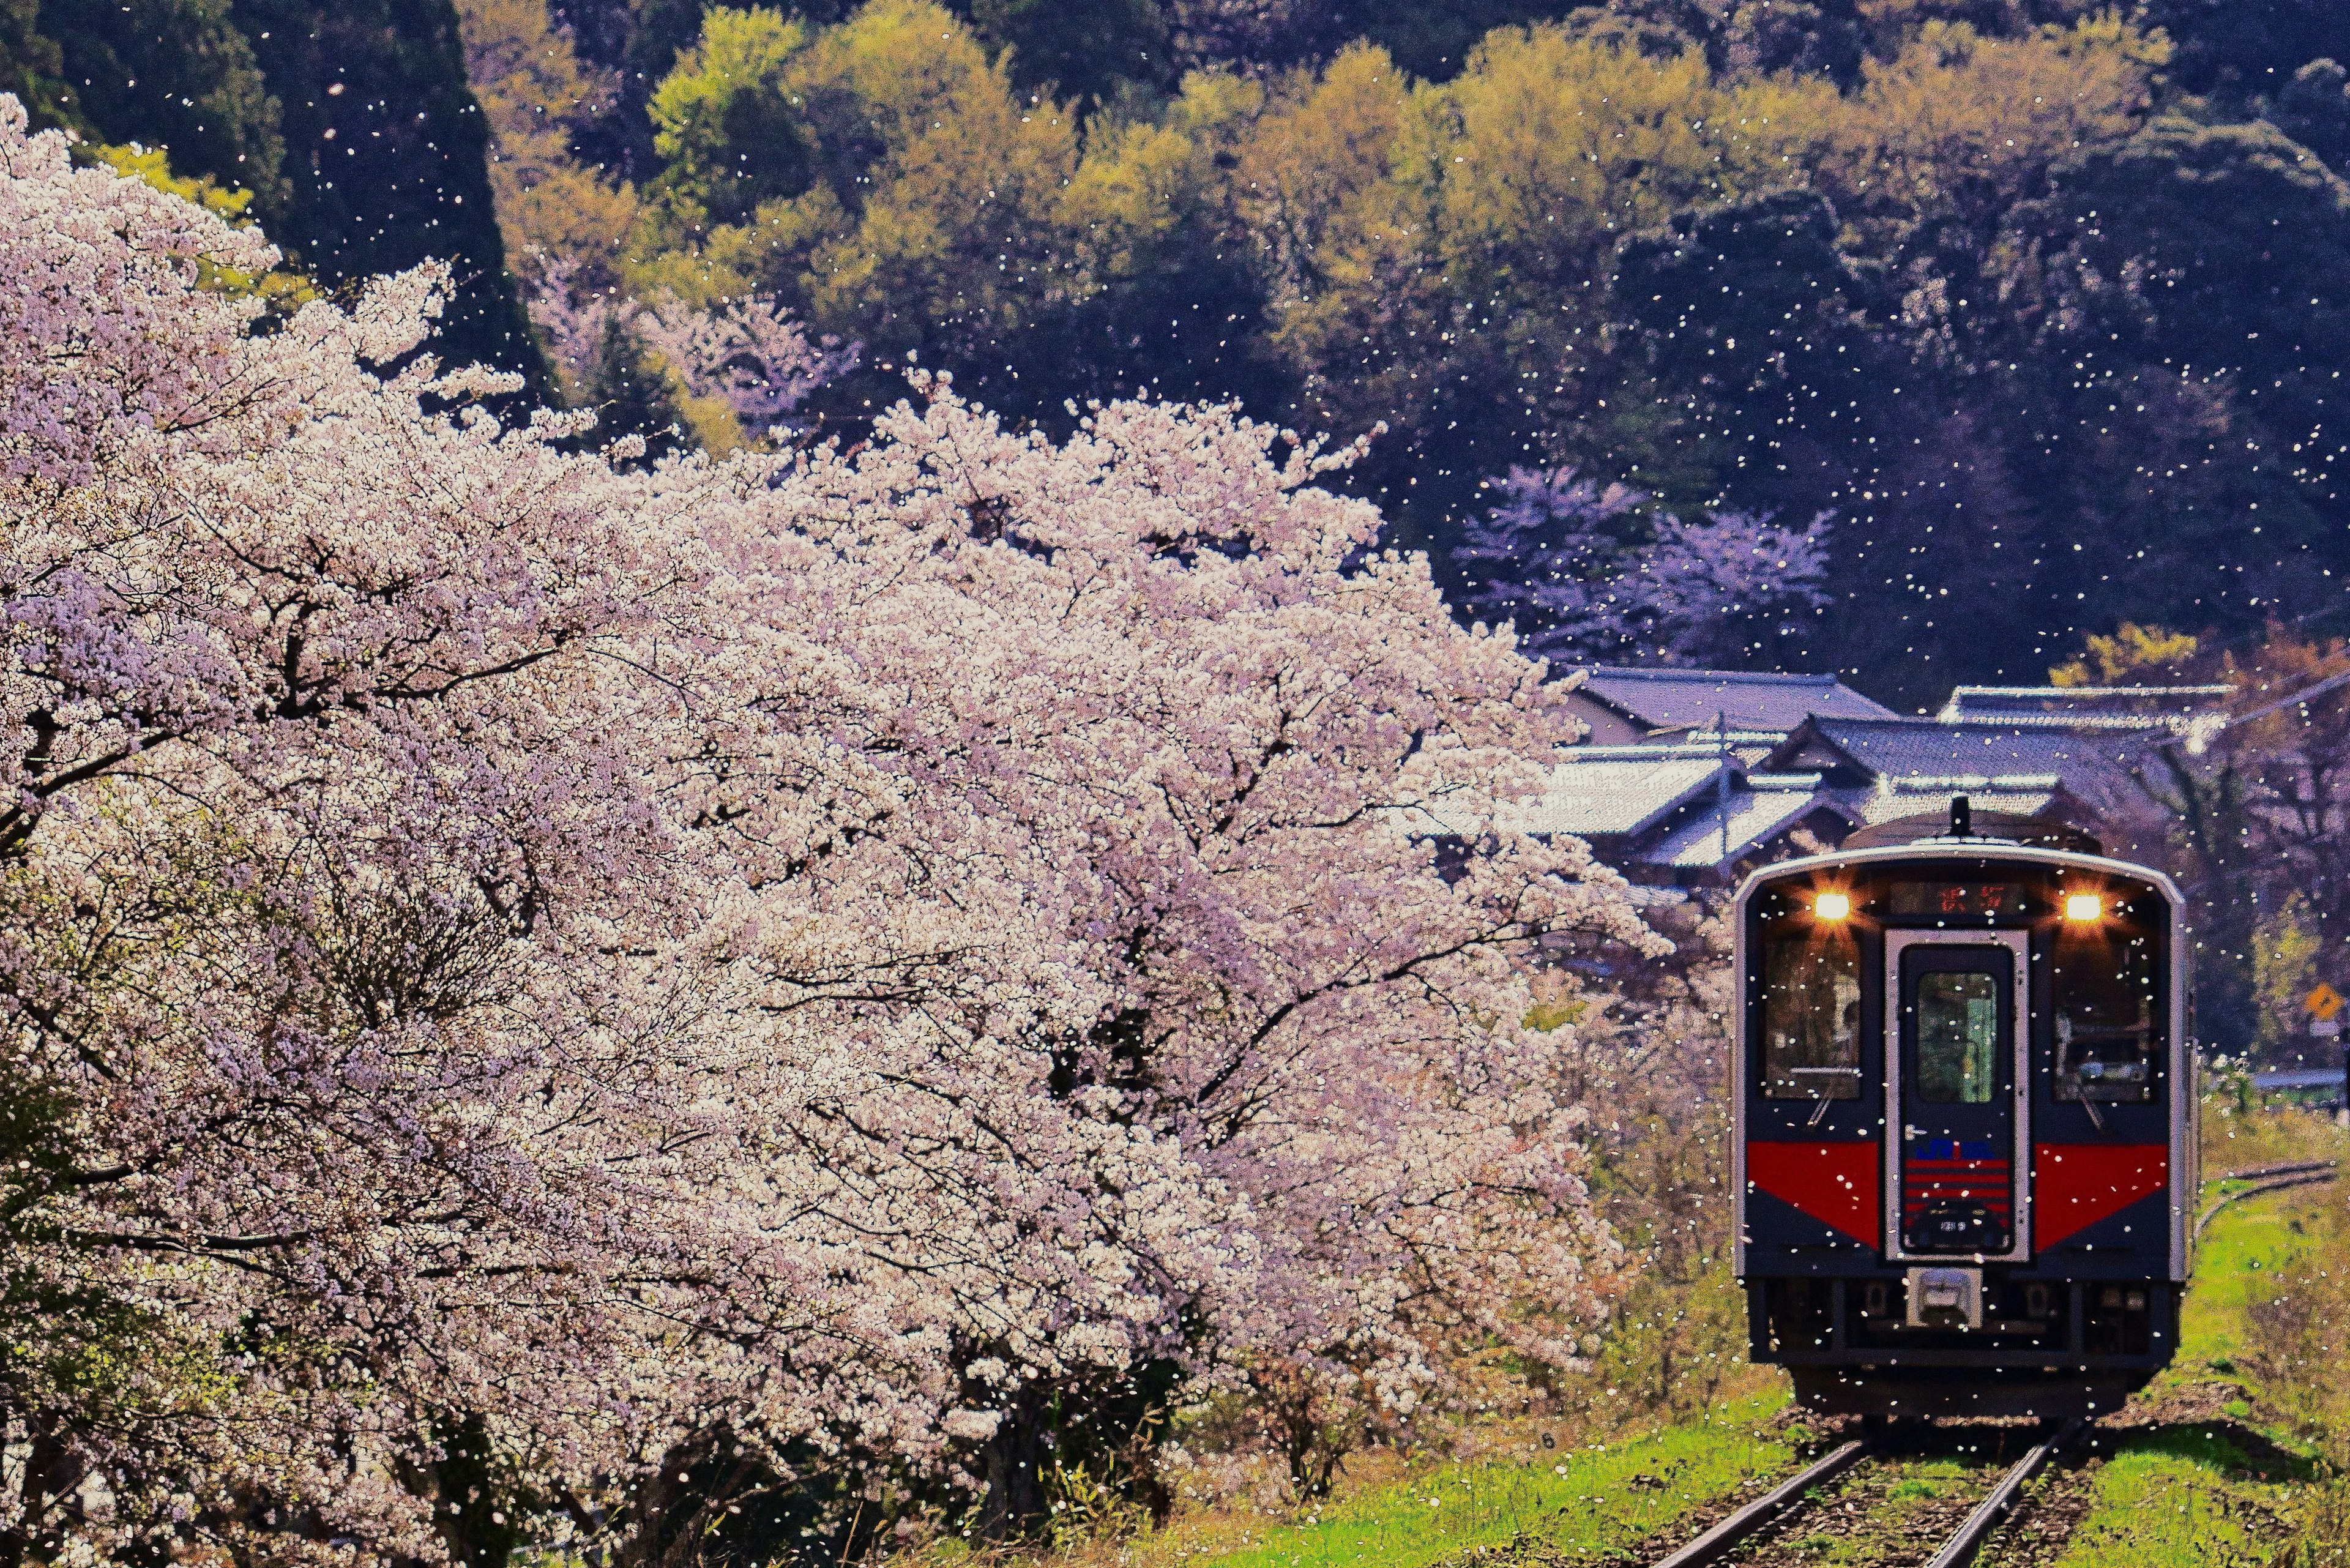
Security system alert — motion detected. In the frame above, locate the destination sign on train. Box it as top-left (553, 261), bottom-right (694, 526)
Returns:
top-left (1887, 881), bottom-right (2028, 919)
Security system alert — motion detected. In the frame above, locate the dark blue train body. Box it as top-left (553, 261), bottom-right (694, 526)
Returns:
top-left (1732, 815), bottom-right (2193, 1420)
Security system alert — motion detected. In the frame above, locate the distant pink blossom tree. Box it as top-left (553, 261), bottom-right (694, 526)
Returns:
top-left (521, 258), bottom-right (857, 438)
top-left (1455, 465), bottom-right (1834, 667)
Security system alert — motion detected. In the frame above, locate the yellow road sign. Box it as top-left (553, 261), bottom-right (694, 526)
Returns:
top-left (2307, 982), bottom-right (2345, 1020)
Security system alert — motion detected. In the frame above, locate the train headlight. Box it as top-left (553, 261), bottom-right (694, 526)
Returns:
top-left (1814, 891), bottom-right (1852, 921)
top-left (2064, 892), bottom-right (2104, 923)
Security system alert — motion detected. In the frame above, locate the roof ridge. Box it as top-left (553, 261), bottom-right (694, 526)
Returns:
top-left (1810, 714), bottom-right (2130, 730)
top-left (1584, 665), bottom-right (1842, 687)
top-left (1949, 684), bottom-right (2233, 697)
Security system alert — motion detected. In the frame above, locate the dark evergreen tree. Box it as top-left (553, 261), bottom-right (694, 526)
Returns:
top-left (579, 312), bottom-right (688, 465)
top-left (228, 0), bottom-right (548, 385)
top-left (0, 0), bottom-right (71, 129)
top-left (38, 0), bottom-right (289, 217)
top-left (962, 0), bottom-right (1173, 102)
top-left (2274, 56), bottom-right (2350, 173)
top-left (558, 0), bottom-right (719, 183)
top-left (2133, 0), bottom-right (2349, 100)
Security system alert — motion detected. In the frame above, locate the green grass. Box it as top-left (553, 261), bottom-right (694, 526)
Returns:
top-left (2046, 1178), bottom-right (2330, 1566)
top-left (2052, 1425), bottom-right (2298, 1566)
top-left (1886, 1463), bottom-right (1968, 1503)
top-left (2181, 1187), bottom-right (2321, 1366)
top-left (1075, 1402), bottom-right (1797, 1568)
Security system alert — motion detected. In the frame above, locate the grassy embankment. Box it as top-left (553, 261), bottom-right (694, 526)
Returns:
top-left (2035, 1102), bottom-right (2350, 1566)
top-left (963, 1400), bottom-right (1800, 1568)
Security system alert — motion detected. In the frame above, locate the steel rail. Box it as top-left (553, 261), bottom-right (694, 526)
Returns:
top-left (1646, 1439), bottom-right (1868, 1568)
top-left (2195, 1160), bottom-right (2340, 1238)
top-left (1922, 1419), bottom-right (2081, 1568)
top-left (2215, 1159), bottom-right (2338, 1183)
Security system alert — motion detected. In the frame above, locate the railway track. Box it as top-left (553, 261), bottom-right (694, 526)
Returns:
top-left (2195, 1158), bottom-right (2340, 1237)
top-left (1629, 1160), bottom-right (2340, 1564)
top-left (1645, 1421), bottom-right (2082, 1568)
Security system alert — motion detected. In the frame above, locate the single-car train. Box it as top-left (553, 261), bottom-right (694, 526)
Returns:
top-left (1732, 801), bottom-right (2191, 1421)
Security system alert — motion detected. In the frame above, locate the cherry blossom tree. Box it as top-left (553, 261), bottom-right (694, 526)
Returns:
top-left (0, 95), bottom-right (764, 1560)
top-left (0, 93), bottom-right (1654, 1562)
top-left (521, 258), bottom-right (857, 441)
top-left (684, 387), bottom-right (1665, 1536)
top-left (1455, 465), bottom-right (1835, 667)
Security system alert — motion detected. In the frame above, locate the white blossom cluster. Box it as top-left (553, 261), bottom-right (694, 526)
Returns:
top-left (523, 256), bottom-right (860, 438)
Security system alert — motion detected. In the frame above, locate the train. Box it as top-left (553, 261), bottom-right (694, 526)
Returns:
top-left (1732, 798), bottom-right (2192, 1422)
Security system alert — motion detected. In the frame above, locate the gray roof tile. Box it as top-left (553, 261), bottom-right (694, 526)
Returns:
top-left (1639, 788), bottom-right (1849, 868)
top-left (1502, 752), bottom-right (1728, 837)
top-left (1575, 665), bottom-right (1899, 734)
top-left (1937, 684), bottom-right (2232, 730)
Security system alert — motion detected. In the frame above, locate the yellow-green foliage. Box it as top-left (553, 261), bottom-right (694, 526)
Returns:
top-left (2053, 621), bottom-right (2202, 685)
top-left (617, 0), bottom-right (2174, 438)
top-left (2256, 900), bottom-right (2329, 1060)
top-left (1587, 1252), bottom-right (1748, 1419)
top-left (1062, 72), bottom-right (1257, 289)
top-left (1431, 31), bottom-right (1819, 291)
top-left (2205, 1101), bottom-right (2350, 1183)
top-left (92, 142), bottom-right (254, 223)
top-left (636, 0), bottom-right (1080, 354)
top-left (647, 6), bottom-right (808, 178)
top-left (456, 0), bottom-right (640, 280)
top-left (1832, 20), bottom-right (2157, 228)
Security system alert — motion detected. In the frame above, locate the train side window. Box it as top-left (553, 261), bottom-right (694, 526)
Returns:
top-left (1760, 925), bottom-right (1861, 1099)
top-left (2053, 928), bottom-right (2157, 1103)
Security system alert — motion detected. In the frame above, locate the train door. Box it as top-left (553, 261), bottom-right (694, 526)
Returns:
top-left (1887, 931), bottom-right (2029, 1259)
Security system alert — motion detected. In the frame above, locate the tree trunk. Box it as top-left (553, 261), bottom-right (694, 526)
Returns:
top-left (974, 1386), bottom-right (1053, 1542)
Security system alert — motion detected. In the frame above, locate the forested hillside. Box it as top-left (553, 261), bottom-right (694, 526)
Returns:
top-left (8, 0), bottom-right (2348, 692)
top-left (502, 0), bottom-right (2350, 701)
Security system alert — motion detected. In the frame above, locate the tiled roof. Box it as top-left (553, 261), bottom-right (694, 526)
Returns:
top-left (1639, 788), bottom-right (1851, 869)
top-left (1937, 684), bottom-right (2232, 731)
top-left (1769, 717), bottom-right (2140, 813)
top-left (1501, 750), bottom-right (1728, 837)
top-left (1857, 781), bottom-right (2067, 825)
top-left (1575, 666), bottom-right (1900, 734)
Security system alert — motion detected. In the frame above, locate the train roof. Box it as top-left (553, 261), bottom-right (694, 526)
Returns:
top-left (1732, 837), bottom-right (2186, 912)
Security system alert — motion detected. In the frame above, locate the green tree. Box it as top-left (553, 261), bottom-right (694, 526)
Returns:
top-left (0, 0), bottom-right (70, 130)
top-left (578, 309), bottom-right (690, 459)
top-left (642, 4), bottom-right (812, 230)
top-left (2253, 895), bottom-right (2326, 1063)
top-left (1051, 70), bottom-right (1286, 409)
top-left (37, 0), bottom-right (289, 218)
top-left (636, 2), bottom-right (1095, 414)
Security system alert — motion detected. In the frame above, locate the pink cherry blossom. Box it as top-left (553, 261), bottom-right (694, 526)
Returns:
top-left (0, 94), bottom-right (1653, 1560)
top-left (522, 258), bottom-right (857, 438)
top-left (1457, 464), bottom-right (1833, 665)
